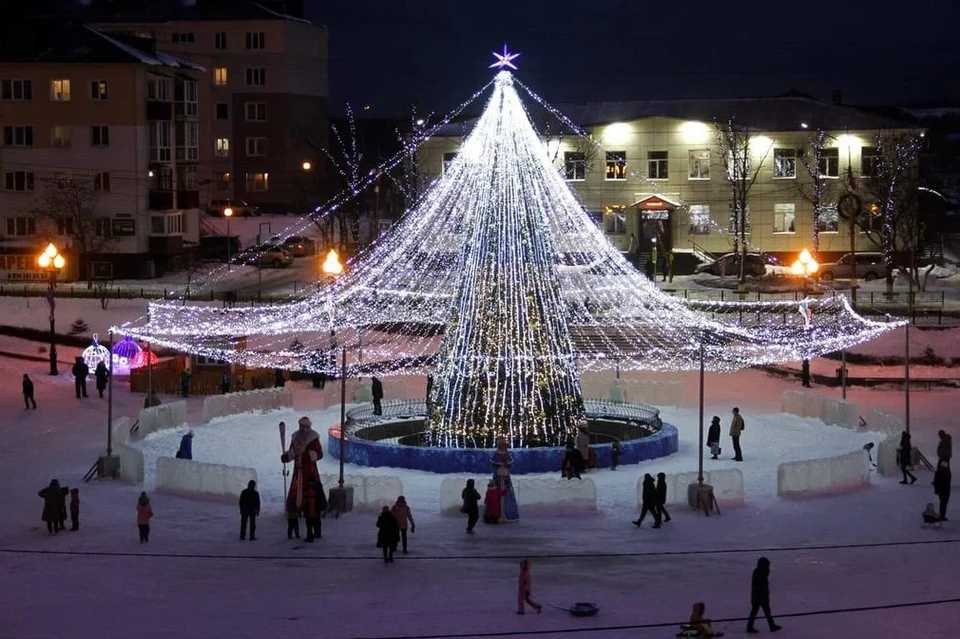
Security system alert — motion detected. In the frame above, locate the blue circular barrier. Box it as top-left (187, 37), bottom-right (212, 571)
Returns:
top-left (327, 423), bottom-right (678, 474)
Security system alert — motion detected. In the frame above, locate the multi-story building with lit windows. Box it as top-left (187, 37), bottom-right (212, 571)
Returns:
top-left (420, 94), bottom-right (923, 269)
top-left (85, 0), bottom-right (329, 215)
top-left (0, 19), bottom-right (202, 280)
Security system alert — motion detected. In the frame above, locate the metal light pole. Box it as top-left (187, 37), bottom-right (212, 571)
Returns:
top-left (107, 331), bottom-right (114, 456)
top-left (840, 349), bottom-right (847, 400)
top-left (338, 344), bottom-right (347, 487)
top-left (697, 339), bottom-right (705, 486)
top-left (905, 323), bottom-right (911, 434)
top-left (224, 206), bottom-right (234, 272)
top-left (37, 243), bottom-right (65, 375)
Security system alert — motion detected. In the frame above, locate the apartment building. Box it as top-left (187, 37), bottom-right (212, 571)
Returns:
top-left (84, 0), bottom-right (329, 215)
top-left (0, 19), bottom-right (202, 281)
top-left (419, 94), bottom-right (922, 266)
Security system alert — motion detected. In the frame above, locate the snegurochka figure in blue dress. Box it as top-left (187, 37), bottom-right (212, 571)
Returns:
top-left (489, 437), bottom-right (519, 522)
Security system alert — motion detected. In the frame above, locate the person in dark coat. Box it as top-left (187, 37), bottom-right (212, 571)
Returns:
top-left (934, 460), bottom-right (952, 521)
top-left (561, 441), bottom-right (583, 479)
top-left (746, 556), bottom-right (781, 633)
top-left (238, 480), bottom-right (260, 541)
top-left (180, 369), bottom-right (191, 397)
top-left (611, 440), bottom-right (622, 470)
top-left (937, 430), bottom-right (953, 467)
top-left (38, 479), bottom-right (66, 535)
top-left (633, 473), bottom-right (661, 528)
top-left (220, 371), bottom-right (231, 394)
top-left (274, 368), bottom-right (286, 388)
top-left (729, 407), bottom-right (745, 462)
top-left (461, 479), bottom-right (481, 533)
top-left (94, 361), bottom-right (109, 398)
top-left (899, 430), bottom-right (917, 485)
top-left (175, 431), bottom-right (193, 460)
top-left (57, 483), bottom-right (69, 532)
top-left (285, 495), bottom-right (300, 540)
top-left (303, 479), bottom-right (325, 543)
top-left (371, 376), bottom-right (384, 416)
top-left (376, 505), bottom-right (400, 563)
top-left (425, 374), bottom-right (434, 409)
top-left (69, 488), bottom-right (80, 531)
top-left (655, 472), bottom-right (671, 523)
top-left (707, 416), bottom-right (722, 460)
top-left (72, 357), bottom-right (89, 399)
top-left (22, 373), bottom-right (36, 409)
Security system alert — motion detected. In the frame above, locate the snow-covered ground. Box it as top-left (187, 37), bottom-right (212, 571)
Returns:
top-left (1, 315), bottom-right (959, 637)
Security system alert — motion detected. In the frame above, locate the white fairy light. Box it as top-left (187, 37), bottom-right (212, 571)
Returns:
top-left (115, 64), bottom-right (905, 445)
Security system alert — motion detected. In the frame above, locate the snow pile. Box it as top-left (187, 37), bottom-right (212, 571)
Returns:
top-left (777, 449), bottom-right (870, 497)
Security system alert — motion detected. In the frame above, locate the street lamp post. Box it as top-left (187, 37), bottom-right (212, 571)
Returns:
top-left (321, 248), bottom-right (352, 515)
top-left (791, 248), bottom-right (819, 292)
top-left (224, 206), bottom-right (234, 272)
top-left (37, 243), bottom-right (65, 375)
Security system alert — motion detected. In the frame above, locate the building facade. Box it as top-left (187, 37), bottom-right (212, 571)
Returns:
top-left (0, 20), bottom-right (202, 281)
top-left (419, 95), bottom-right (923, 267)
top-left (87, 0), bottom-right (329, 215)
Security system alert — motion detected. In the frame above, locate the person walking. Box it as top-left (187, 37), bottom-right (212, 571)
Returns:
top-left (899, 430), bottom-right (917, 485)
top-left (516, 559), bottom-right (542, 614)
top-left (707, 416), bottom-right (721, 460)
top-left (461, 479), bottom-right (481, 534)
top-left (371, 376), bottom-right (384, 416)
top-left (655, 472), bottom-right (671, 523)
top-left (937, 430), bottom-right (953, 467)
top-left (57, 483), bottom-right (69, 532)
top-left (94, 361), bottom-right (109, 399)
top-left (22, 373), bottom-right (36, 409)
top-left (303, 479), bottom-right (326, 543)
top-left (376, 506), bottom-right (400, 563)
top-left (633, 473), bottom-right (661, 528)
top-left (746, 556), bottom-right (782, 633)
top-left (730, 407), bottom-right (745, 462)
top-left (391, 496), bottom-right (416, 554)
top-left (220, 371), bottom-right (231, 394)
top-left (69, 488), bottom-right (80, 531)
top-left (38, 479), bottom-right (65, 535)
top-left (180, 369), bottom-right (191, 397)
top-left (72, 357), bottom-right (89, 399)
top-left (274, 368), bottom-right (286, 388)
top-left (136, 492), bottom-right (153, 543)
top-left (239, 480), bottom-right (260, 541)
top-left (611, 440), bottom-right (622, 470)
top-left (934, 460), bottom-right (952, 521)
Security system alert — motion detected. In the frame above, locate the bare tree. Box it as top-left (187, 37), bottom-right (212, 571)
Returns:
top-left (857, 131), bottom-right (925, 290)
top-left (25, 177), bottom-right (114, 284)
top-left (797, 129), bottom-right (840, 254)
top-left (716, 118), bottom-right (772, 285)
top-left (388, 108), bottom-right (434, 211)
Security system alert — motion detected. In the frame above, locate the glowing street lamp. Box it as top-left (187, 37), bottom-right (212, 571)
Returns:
top-left (301, 160), bottom-right (312, 172)
top-left (322, 248), bottom-right (344, 277)
top-left (791, 248), bottom-right (819, 278)
top-left (223, 206), bottom-right (234, 272)
top-left (37, 243), bottom-right (66, 375)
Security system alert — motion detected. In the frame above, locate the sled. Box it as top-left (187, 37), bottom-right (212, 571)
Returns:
top-left (676, 625), bottom-right (723, 638)
top-left (548, 602), bottom-right (599, 617)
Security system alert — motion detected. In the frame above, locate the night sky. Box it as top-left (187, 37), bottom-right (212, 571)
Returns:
top-left (308, 0), bottom-right (959, 116)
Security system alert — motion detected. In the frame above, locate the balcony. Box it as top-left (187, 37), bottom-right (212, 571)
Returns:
top-left (146, 101), bottom-right (173, 121)
top-left (149, 190), bottom-right (174, 210)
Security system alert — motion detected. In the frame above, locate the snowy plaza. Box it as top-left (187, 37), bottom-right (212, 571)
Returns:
top-left (2, 50), bottom-right (959, 639)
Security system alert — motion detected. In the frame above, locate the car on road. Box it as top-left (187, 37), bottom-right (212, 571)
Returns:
top-left (694, 252), bottom-right (767, 278)
top-left (208, 199), bottom-right (261, 217)
top-left (276, 235), bottom-right (317, 257)
top-left (818, 252), bottom-right (885, 281)
top-left (232, 244), bottom-right (295, 268)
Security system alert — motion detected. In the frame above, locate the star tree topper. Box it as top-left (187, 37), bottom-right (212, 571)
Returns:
top-left (489, 44), bottom-right (520, 70)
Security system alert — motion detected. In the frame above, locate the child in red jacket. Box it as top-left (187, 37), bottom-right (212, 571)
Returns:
top-left (69, 488), bottom-right (80, 531)
top-left (483, 482), bottom-right (504, 524)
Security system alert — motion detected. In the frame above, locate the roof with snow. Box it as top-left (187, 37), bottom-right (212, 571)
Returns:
top-left (0, 19), bottom-right (203, 69)
top-left (65, 0), bottom-right (318, 26)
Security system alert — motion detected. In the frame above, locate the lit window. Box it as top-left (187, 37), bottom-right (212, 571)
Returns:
top-left (50, 79), bottom-right (70, 101)
top-left (688, 204), bottom-right (711, 235)
top-left (90, 80), bottom-right (108, 100)
top-left (215, 138), bottom-right (230, 157)
top-left (647, 151), bottom-right (668, 180)
top-left (773, 148), bottom-right (796, 179)
top-left (52, 125), bottom-right (71, 147)
top-left (819, 148), bottom-right (840, 178)
top-left (604, 151), bottom-right (626, 180)
top-left (860, 147), bottom-right (878, 178)
top-left (773, 203), bottom-right (796, 233)
top-left (603, 206), bottom-right (626, 234)
top-left (564, 152), bottom-right (586, 181)
top-left (217, 172), bottom-right (231, 190)
top-left (245, 172), bottom-right (269, 192)
top-left (214, 67), bottom-right (228, 86)
top-left (688, 149), bottom-right (710, 180)
top-left (818, 203), bottom-right (840, 232)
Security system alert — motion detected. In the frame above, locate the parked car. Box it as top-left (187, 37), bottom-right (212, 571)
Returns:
top-left (233, 244), bottom-right (295, 268)
top-left (818, 252), bottom-right (885, 281)
top-left (198, 235), bottom-right (241, 262)
top-left (694, 252), bottom-right (767, 278)
top-left (278, 235), bottom-right (317, 257)
top-left (208, 199), bottom-right (261, 217)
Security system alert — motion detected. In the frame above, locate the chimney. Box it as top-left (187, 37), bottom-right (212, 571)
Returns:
top-left (832, 90), bottom-right (843, 106)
